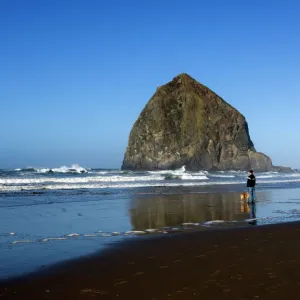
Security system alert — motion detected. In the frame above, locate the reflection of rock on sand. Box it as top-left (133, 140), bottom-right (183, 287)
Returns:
top-left (129, 192), bottom-right (252, 231)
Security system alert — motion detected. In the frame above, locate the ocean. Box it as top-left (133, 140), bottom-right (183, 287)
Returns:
top-left (1, 164), bottom-right (300, 280)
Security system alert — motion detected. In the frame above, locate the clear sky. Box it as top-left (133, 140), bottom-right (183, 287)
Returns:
top-left (0, 0), bottom-right (299, 169)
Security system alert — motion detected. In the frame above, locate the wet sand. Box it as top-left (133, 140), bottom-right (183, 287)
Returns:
top-left (2, 221), bottom-right (300, 299)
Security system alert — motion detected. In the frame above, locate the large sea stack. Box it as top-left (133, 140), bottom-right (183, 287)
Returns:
top-left (122, 74), bottom-right (289, 172)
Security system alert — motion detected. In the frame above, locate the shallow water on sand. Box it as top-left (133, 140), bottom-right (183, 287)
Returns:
top-left (1, 185), bottom-right (300, 279)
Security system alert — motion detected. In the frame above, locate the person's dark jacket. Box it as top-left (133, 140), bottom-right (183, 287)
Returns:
top-left (247, 174), bottom-right (256, 187)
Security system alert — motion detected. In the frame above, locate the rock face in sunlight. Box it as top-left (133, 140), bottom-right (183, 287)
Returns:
top-left (122, 73), bottom-right (290, 172)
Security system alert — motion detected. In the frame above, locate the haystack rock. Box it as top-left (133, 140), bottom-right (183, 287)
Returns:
top-left (122, 73), bottom-right (290, 172)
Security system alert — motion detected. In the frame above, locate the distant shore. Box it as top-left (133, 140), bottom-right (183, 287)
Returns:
top-left (2, 221), bottom-right (300, 299)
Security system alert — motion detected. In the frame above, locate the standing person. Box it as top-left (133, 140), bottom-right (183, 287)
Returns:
top-left (247, 169), bottom-right (256, 203)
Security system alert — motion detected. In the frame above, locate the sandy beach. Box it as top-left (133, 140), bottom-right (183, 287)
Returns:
top-left (2, 220), bottom-right (300, 299)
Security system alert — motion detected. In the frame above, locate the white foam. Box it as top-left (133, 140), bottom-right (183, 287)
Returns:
top-left (274, 208), bottom-right (300, 215)
top-left (209, 174), bottom-right (235, 178)
top-left (2, 169), bottom-right (300, 192)
top-left (171, 228), bottom-right (181, 231)
top-left (125, 231), bottom-right (146, 235)
top-left (0, 180), bottom-right (247, 192)
top-left (145, 229), bottom-right (157, 233)
top-left (0, 174), bottom-right (165, 185)
top-left (27, 164), bottom-right (88, 174)
top-left (12, 240), bottom-right (33, 244)
top-left (99, 233), bottom-right (112, 237)
top-left (9, 232), bottom-right (15, 236)
top-left (66, 233), bottom-right (80, 237)
top-left (245, 218), bottom-right (260, 222)
top-left (182, 222), bottom-right (199, 226)
top-left (204, 220), bottom-right (225, 225)
top-left (181, 174), bottom-right (208, 180)
top-left (256, 175), bottom-right (277, 179)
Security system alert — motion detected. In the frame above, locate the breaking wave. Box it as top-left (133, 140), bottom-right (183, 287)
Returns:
top-left (0, 165), bottom-right (299, 193)
top-left (15, 164), bottom-right (88, 174)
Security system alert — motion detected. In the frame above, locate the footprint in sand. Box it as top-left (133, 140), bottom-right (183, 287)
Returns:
top-left (160, 266), bottom-right (169, 269)
top-left (172, 259), bottom-right (182, 263)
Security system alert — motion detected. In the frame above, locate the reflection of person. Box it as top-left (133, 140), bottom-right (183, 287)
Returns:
top-left (247, 169), bottom-right (256, 203)
top-left (248, 202), bottom-right (257, 226)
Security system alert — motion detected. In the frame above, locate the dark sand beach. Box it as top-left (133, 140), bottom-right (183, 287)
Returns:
top-left (2, 220), bottom-right (300, 299)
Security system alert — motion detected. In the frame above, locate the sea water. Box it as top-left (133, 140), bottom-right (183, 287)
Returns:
top-left (1, 164), bottom-right (300, 279)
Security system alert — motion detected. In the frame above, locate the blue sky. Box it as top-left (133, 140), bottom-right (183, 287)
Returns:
top-left (0, 0), bottom-right (299, 168)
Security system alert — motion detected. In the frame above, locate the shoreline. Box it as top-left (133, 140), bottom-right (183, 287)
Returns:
top-left (2, 221), bottom-right (300, 299)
